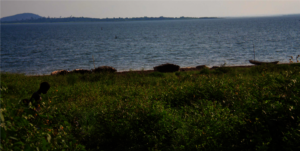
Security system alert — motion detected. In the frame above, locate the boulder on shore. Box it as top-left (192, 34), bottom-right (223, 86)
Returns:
top-left (179, 67), bottom-right (194, 71)
top-left (51, 70), bottom-right (68, 75)
top-left (92, 66), bottom-right (117, 73)
top-left (70, 69), bottom-right (92, 74)
top-left (153, 63), bottom-right (180, 72)
top-left (196, 65), bottom-right (208, 69)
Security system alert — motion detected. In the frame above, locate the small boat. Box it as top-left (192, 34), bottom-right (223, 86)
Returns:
top-left (249, 60), bottom-right (279, 65)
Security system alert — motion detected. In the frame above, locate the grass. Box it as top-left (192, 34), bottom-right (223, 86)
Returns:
top-left (1, 63), bottom-right (300, 150)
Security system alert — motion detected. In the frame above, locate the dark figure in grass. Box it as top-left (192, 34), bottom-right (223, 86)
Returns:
top-left (23, 82), bottom-right (50, 112)
top-left (21, 82), bottom-right (51, 130)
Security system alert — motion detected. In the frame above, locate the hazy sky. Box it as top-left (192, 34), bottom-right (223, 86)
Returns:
top-left (1, 0), bottom-right (300, 18)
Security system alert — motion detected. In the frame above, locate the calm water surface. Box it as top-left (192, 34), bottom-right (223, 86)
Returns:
top-left (1, 16), bottom-right (300, 75)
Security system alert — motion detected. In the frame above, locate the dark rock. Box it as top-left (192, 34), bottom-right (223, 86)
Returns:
top-left (179, 67), bottom-right (195, 71)
top-left (92, 66), bottom-right (117, 73)
top-left (70, 69), bottom-right (92, 74)
top-left (196, 65), bottom-right (208, 69)
top-left (51, 70), bottom-right (69, 75)
top-left (153, 63), bottom-right (180, 72)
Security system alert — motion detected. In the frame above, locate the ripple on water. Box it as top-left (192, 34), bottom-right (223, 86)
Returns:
top-left (1, 16), bottom-right (299, 74)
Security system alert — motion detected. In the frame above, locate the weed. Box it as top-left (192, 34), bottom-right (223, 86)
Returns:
top-left (1, 64), bottom-right (300, 150)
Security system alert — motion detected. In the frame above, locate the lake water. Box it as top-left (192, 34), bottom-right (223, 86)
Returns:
top-left (1, 16), bottom-right (300, 75)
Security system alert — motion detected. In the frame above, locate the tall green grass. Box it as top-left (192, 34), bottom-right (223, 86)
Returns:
top-left (1, 64), bottom-right (300, 150)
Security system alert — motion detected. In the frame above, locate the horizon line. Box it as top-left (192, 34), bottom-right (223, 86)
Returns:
top-left (2, 12), bottom-right (300, 20)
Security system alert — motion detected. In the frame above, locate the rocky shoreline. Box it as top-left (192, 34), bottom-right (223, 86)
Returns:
top-left (50, 63), bottom-right (256, 75)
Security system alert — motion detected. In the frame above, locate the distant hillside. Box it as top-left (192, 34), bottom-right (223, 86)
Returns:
top-left (0, 13), bottom-right (42, 22)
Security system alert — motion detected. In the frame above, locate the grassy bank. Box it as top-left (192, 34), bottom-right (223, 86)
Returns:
top-left (1, 64), bottom-right (300, 150)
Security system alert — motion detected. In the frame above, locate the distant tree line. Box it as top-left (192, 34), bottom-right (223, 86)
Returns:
top-left (1, 16), bottom-right (219, 23)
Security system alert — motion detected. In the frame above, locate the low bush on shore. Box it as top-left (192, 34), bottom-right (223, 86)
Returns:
top-left (1, 64), bottom-right (300, 150)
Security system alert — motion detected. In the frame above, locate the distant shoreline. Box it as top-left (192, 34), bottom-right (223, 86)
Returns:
top-left (1, 17), bottom-right (221, 24)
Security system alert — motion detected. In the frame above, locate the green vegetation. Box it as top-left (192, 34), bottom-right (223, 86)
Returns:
top-left (1, 64), bottom-right (300, 150)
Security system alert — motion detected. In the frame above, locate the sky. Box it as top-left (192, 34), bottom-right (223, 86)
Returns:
top-left (1, 0), bottom-right (300, 19)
